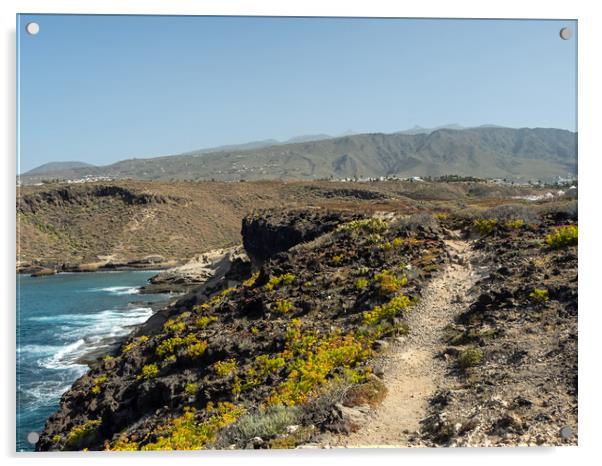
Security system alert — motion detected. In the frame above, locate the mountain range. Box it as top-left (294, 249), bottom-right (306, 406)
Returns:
top-left (20, 126), bottom-right (577, 183)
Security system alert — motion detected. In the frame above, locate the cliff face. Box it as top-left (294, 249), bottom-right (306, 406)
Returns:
top-left (18, 185), bottom-right (181, 215)
top-left (36, 209), bottom-right (446, 451)
top-left (241, 209), bottom-right (363, 263)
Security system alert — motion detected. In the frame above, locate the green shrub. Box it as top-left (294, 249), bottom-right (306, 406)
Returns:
top-left (380, 241), bottom-right (392, 251)
top-left (529, 288), bottom-right (549, 303)
top-left (194, 315), bottom-right (218, 329)
top-left (506, 218), bottom-right (525, 229)
top-left (374, 270), bottom-right (407, 295)
top-left (264, 273), bottom-right (296, 291)
top-left (336, 218), bottom-right (388, 235)
top-left (545, 225), bottom-right (577, 249)
top-left (355, 277), bottom-right (369, 290)
top-left (140, 363), bottom-right (159, 380)
top-left (366, 233), bottom-right (382, 244)
top-left (273, 299), bottom-right (293, 314)
top-left (121, 335), bottom-right (149, 353)
top-left (332, 254), bottom-right (344, 265)
top-left (156, 333), bottom-right (199, 357)
top-left (184, 383), bottom-right (198, 396)
top-left (219, 405), bottom-right (300, 446)
top-left (187, 341), bottom-right (208, 359)
top-left (266, 333), bottom-right (369, 406)
top-left (90, 374), bottom-right (108, 395)
top-left (163, 319), bottom-right (186, 334)
top-left (65, 419), bottom-right (101, 449)
top-left (140, 403), bottom-right (244, 451)
top-left (243, 271), bottom-right (259, 287)
top-left (473, 218), bottom-right (497, 235)
top-left (214, 358), bottom-right (237, 377)
top-left (392, 237), bottom-right (404, 248)
top-left (363, 294), bottom-right (412, 325)
top-left (458, 348), bottom-right (483, 369)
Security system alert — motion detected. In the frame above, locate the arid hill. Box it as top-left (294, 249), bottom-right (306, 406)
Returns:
top-left (17, 179), bottom-right (554, 271)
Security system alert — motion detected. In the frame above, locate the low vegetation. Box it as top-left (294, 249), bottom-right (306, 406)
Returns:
top-left (264, 273), bottom-right (296, 291)
top-left (273, 299), bottom-right (294, 314)
top-left (90, 375), bottom-right (107, 395)
top-left (374, 270), bottom-right (408, 296)
top-left (363, 294), bottom-right (412, 326)
top-left (457, 347), bottom-right (484, 369)
top-left (139, 403), bottom-right (245, 451)
top-left (545, 225), bottom-right (578, 249)
top-left (65, 420), bottom-right (101, 450)
top-left (140, 364), bottom-right (159, 380)
top-left (343, 377), bottom-right (388, 408)
top-left (529, 288), bottom-right (549, 303)
top-left (473, 218), bottom-right (497, 236)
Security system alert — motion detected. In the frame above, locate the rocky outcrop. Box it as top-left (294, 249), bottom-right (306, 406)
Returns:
top-left (18, 185), bottom-right (182, 215)
top-left (18, 256), bottom-right (178, 276)
top-left (30, 267), bottom-right (57, 277)
top-left (241, 208), bottom-right (362, 263)
top-left (140, 247), bottom-right (250, 294)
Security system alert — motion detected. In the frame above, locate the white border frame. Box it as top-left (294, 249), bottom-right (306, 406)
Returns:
top-left (2, 1), bottom-right (600, 465)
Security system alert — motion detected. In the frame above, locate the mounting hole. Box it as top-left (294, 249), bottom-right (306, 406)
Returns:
top-left (559, 425), bottom-right (574, 439)
top-left (26, 431), bottom-right (40, 445)
top-left (559, 27), bottom-right (572, 40)
top-left (26, 22), bottom-right (40, 35)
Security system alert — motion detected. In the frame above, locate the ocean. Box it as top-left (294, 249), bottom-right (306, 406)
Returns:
top-left (16, 270), bottom-right (172, 452)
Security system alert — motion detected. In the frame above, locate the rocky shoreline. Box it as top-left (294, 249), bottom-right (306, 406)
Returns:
top-left (69, 247), bottom-right (254, 367)
top-left (139, 247), bottom-right (250, 295)
top-left (17, 255), bottom-right (179, 277)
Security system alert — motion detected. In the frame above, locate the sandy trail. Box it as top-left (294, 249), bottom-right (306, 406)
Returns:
top-left (324, 237), bottom-right (477, 448)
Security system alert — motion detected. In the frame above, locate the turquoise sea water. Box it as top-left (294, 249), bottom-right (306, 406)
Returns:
top-left (16, 271), bottom-right (171, 451)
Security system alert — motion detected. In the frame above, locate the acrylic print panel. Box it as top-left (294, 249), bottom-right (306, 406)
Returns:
top-left (16, 14), bottom-right (577, 452)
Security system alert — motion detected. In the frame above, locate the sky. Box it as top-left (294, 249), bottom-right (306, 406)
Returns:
top-left (17, 15), bottom-right (577, 172)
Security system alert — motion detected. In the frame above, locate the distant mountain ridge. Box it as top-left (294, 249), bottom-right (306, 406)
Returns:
top-left (20, 127), bottom-right (577, 183)
top-left (23, 161), bottom-right (96, 176)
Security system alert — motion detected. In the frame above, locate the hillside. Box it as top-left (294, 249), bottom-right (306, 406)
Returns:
top-left (23, 161), bottom-right (96, 176)
top-left (36, 202), bottom-right (577, 450)
top-left (19, 127), bottom-right (577, 184)
top-left (16, 179), bottom-right (554, 272)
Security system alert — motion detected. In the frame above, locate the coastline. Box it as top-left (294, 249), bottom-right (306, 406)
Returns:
top-left (73, 296), bottom-right (179, 367)
top-left (67, 245), bottom-right (249, 365)
top-left (17, 259), bottom-right (180, 277)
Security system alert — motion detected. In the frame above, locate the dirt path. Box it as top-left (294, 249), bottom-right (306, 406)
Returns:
top-left (323, 237), bottom-right (478, 448)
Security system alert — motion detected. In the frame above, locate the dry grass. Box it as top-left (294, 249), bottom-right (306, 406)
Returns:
top-left (17, 179), bottom-right (558, 266)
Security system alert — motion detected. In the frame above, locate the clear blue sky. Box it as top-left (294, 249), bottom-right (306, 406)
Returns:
top-left (17, 15), bottom-right (577, 172)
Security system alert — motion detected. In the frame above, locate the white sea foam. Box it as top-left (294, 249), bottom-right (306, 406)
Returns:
top-left (20, 380), bottom-right (77, 408)
top-left (17, 344), bottom-right (58, 356)
top-left (35, 307), bottom-right (154, 370)
top-left (94, 286), bottom-right (140, 295)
